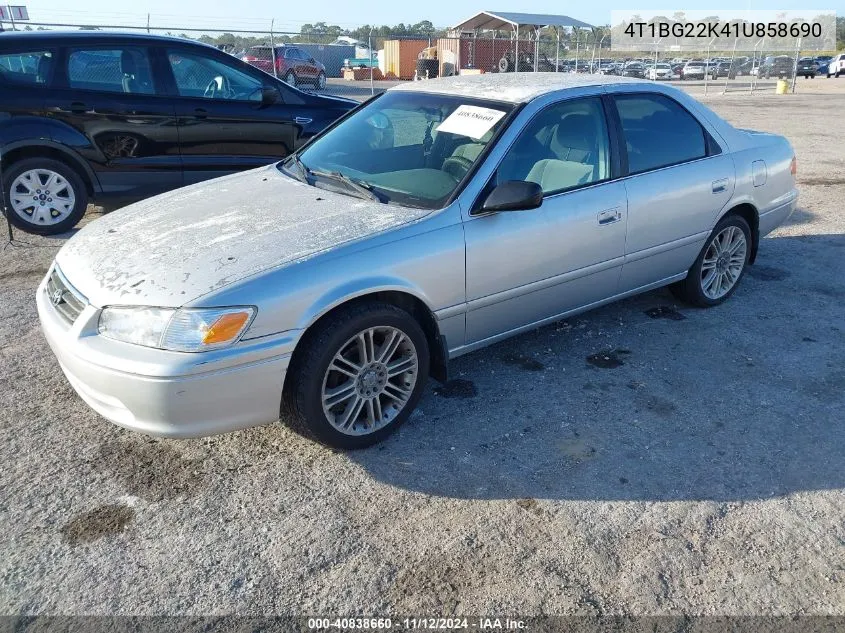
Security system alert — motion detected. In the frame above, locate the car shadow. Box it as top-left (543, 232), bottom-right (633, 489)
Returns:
top-left (345, 233), bottom-right (845, 501)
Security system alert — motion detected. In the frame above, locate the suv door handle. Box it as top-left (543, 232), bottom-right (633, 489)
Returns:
top-left (193, 108), bottom-right (208, 119)
top-left (712, 178), bottom-right (729, 193)
top-left (597, 207), bottom-right (622, 225)
top-left (294, 116), bottom-right (312, 125)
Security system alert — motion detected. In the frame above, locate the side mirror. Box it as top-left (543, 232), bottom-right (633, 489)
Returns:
top-left (261, 86), bottom-right (281, 105)
top-left (478, 181), bottom-right (543, 213)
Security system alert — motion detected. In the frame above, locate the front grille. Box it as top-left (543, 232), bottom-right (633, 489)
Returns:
top-left (45, 267), bottom-right (87, 325)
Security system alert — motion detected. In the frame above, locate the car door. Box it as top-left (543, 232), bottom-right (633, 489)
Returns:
top-left (463, 96), bottom-right (628, 344)
top-left (609, 91), bottom-right (735, 293)
top-left (291, 47), bottom-right (316, 83)
top-left (162, 46), bottom-right (300, 184)
top-left (48, 43), bottom-right (182, 199)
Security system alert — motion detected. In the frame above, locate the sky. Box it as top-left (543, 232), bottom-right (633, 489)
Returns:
top-left (13, 1), bottom-right (845, 33)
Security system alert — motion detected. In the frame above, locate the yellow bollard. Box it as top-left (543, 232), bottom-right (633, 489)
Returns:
top-left (776, 79), bottom-right (789, 94)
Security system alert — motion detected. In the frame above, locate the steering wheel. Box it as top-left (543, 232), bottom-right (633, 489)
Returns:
top-left (441, 155), bottom-right (474, 181)
top-left (203, 75), bottom-right (232, 99)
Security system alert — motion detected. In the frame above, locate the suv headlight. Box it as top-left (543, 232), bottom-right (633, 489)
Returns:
top-left (98, 306), bottom-right (256, 352)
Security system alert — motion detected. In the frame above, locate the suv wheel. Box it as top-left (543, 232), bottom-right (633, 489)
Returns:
top-left (283, 302), bottom-right (430, 449)
top-left (3, 158), bottom-right (88, 235)
top-left (316, 71), bottom-right (326, 90)
top-left (284, 70), bottom-right (297, 87)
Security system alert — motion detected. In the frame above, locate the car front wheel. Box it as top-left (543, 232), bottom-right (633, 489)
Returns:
top-left (283, 302), bottom-right (430, 449)
top-left (670, 215), bottom-right (751, 307)
top-left (284, 70), bottom-right (297, 87)
top-left (316, 71), bottom-right (326, 89)
top-left (3, 157), bottom-right (88, 235)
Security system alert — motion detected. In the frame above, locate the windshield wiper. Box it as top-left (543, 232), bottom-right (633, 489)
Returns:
top-left (308, 169), bottom-right (387, 203)
top-left (288, 154), bottom-right (310, 183)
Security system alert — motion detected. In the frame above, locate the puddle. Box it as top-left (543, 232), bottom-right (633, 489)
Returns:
top-left (433, 379), bottom-right (477, 399)
top-left (645, 306), bottom-right (686, 321)
top-left (96, 440), bottom-right (207, 502)
top-left (586, 349), bottom-right (631, 369)
top-left (60, 504), bottom-right (134, 546)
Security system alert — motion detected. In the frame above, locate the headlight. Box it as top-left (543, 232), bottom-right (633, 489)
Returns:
top-left (98, 306), bottom-right (255, 352)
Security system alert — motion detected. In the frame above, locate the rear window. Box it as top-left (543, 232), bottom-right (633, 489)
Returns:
top-left (614, 94), bottom-right (707, 174)
top-left (67, 48), bottom-right (155, 94)
top-left (0, 50), bottom-right (54, 86)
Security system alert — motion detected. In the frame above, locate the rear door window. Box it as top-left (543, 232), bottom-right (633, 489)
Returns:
top-left (613, 93), bottom-right (707, 174)
top-left (0, 50), bottom-right (54, 86)
top-left (67, 47), bottom-right (155, 94)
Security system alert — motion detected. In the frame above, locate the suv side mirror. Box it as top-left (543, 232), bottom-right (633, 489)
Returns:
top-left (478, 181), bottom-right (543, 213)
top-left (261, 86), bottom-right (281, 105)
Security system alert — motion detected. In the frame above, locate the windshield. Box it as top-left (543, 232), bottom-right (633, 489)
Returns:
top-left (282, 91), bottom-right (514, 209)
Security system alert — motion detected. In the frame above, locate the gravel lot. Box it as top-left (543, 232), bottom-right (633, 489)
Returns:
top-left (1, 79), bottom-right (844, 618)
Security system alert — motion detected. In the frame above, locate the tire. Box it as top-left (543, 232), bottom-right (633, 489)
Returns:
top-left (283, 302), bottom-right (430, 449)
top-left (315, 71), bottom-right (326, 90)
top-left (3, 157), bottom-right (88, 235)
top-left (284, 70), bottom-right (297, 87)
top-left (669, 214), bottom-right (752, 308)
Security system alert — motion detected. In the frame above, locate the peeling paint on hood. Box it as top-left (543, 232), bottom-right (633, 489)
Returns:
top-left (55, 165), bottom-right (430, 308)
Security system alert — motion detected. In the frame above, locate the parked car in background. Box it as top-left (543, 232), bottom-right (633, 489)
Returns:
top-left (646, 63), bottom-right (673, 80)
top-left (242, 44), bottom-right (328, 89)
top-left (826, 53), bottom-right (845, 78)
top-left (0, 31), bottom-right (356, 234)
top-left (37, 74), bottom-right (798, 448)
top-left (681, 61), bottom-right (706, 80)
top-left (621, 62), bottom-right (645, 78)
top-left (760, 56), bottom-right (794, 79)
top-left (796, 57), bottom-right (817, 78)
top-left (708, 61), bottom-right (734, 80)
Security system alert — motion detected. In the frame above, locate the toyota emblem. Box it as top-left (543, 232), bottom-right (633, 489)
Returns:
top-left (50, 288), bottom-right (65, 306)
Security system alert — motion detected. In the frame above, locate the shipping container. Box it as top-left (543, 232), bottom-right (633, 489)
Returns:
top-left (382, 39), bottom-right (428, 80)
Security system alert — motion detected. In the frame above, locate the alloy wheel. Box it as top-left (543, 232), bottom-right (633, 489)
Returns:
top-left (10, 169), bottom-right (76, 227)
top-left (321, 326), bottom-right (418, 436)
top-left (700, 225), bottom-right (747, 300)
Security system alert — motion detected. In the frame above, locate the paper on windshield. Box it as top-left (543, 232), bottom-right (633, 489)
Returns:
top-left (436, 105), bottom-right (507, 140)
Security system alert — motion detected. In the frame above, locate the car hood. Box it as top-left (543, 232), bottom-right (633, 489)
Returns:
top-left (55, 165), bottom-right (430, 308)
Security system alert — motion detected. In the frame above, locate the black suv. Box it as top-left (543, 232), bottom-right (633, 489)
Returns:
top-left (0, 31), bottom-right (357, 234)
top-left (759, 55), bottom-right (794, 80)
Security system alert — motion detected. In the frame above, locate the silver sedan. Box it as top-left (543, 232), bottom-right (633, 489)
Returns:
top-left (37, 74), bottom-right (798, 448)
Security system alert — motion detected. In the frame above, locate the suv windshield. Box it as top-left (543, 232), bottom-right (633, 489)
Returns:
top-left (281, 91), bottom-right (514, 209)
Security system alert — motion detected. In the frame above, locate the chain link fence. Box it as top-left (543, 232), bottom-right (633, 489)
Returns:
top-left (1, 18), bottom-right (831, 100)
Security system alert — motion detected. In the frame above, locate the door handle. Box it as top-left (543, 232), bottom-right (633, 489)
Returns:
top-left (597, 207), bottom-right (622, 225)
top-left (193, 108), bottom-right (208, 119)
top-left (294, 116), bottom-right (312, 125)
top-left (712, 178), bottom-right (729, 193)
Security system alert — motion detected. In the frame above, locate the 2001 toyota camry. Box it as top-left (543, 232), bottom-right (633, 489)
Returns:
top-left (37, 74), bottom-right (798, 449)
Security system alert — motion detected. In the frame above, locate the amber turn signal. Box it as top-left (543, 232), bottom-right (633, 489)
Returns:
top-left (790, 156), bottom-right (797, 176)
top-left (202, 311), bottom-right (251, 344)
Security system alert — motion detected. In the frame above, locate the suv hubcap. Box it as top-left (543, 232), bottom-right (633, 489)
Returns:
top-left (700, 225), bottom-right (747, 300)
top-left (10, 169), bottom-right (75, 226)
top-left (321, 326), bottom-right (418, 436)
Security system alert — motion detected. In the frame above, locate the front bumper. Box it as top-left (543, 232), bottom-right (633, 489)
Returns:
top-left (37, 270), bottom-right (296, 438)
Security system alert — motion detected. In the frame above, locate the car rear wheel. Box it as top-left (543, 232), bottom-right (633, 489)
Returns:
top-left (3, 158), bottom-right (88, 235)
top-left (284, 70), bottom-right (297, 87)
top-left (283, 302), bottom-right (430, 449)
top-left (670, 215), bottom-right (751, 307)
top-left (316, 71), bottom-right (326, 89)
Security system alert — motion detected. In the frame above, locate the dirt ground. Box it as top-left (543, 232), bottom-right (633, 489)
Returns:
top-left (1, 78), bottom-right (844, 618)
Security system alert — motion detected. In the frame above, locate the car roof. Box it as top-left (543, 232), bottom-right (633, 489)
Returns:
top-left (390, 73), bottom-right (651, 104)
top-left (0, 30), bottom-right (216, 48)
